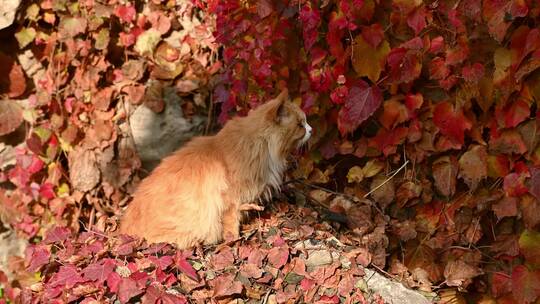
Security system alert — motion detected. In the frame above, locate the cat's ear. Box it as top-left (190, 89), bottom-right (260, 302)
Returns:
top-left (267, 89), bottom-right (290, 123)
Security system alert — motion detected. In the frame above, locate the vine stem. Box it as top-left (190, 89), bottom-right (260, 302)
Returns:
top-left (362, 160), bottom-right (409, 198)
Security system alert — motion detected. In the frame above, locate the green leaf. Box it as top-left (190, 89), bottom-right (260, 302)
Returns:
top-left (95, 28), bottom-right (110, 50)
top-left (26, 4), bottom-right (40, 21)
top-left (15, 28), bottom-right (36, 48)
top-left (134, 29), bottom-right (161, 56)
top-left (519, 230), bottom-right (540, 269)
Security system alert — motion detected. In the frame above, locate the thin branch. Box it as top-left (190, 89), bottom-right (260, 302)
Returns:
top-left (363, 160), bottom-right (409, 198)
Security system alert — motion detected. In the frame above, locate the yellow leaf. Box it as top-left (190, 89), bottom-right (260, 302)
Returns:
top-left (352, 35), bottom-right (390, 82)
top-left (493, 47), bottom-right (512, 84)
top-left (362, 159), bottom-right (384, 178)
top-left (347, 166), bottom-right (364, 183)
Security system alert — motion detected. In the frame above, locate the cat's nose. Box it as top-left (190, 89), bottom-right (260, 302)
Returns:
top-left (306, 123), bottom-right (312, 134)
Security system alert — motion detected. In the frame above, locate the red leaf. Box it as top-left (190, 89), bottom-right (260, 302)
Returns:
top-left (433, 101), bottom-right (472, 146)
top-left (387, 47), bottom-right (422, 84)
top-left (483, 0), bottom-right (529, 42)
top-left (210, 247), bottom-right (235, 270)
top-left (212, 274), bottom-right (244, 299)
top-left (82, 259), bottom-right (116, 283)
top-left (462, 63), bottom-right (485, 82)
top-left (149, 255), bottom-right (173, 270)
top-left (25, 245), bottom-right (50, 273)
top-left (429, 36), bottom-right (444, 54)
top-left (369, 127), bottom-right (408, 156)
top-left (492, 272), bottom-right (512, 297)
top-left (337, 81), bottom-right (383, 135)
top-left (361, 24), bottom-right (384, 48)
top-left (257, 0), bottom-right (273, 18)
top-left (39, 182), bottom-right (55, 200)
top-left (511, 265), bottom-right (540, 304)
top-left (115, 5), bottom-right (136, 23)
top-left (503, 173), bottom-right (528, 197)
top-left (529, 167), bottom-right (540, 201)
top-left (429, 57), bottom-right (450, 80)
top-left (327, 12), bottom-right (346, 60)
top-left (407, 6), bottom-right (427, 35)
top-left (48, 265), bottom-right (86, 288)
top-left (174, 253), bottom-right (200, 282)
top-left (267, 246), bottom-right (289, 269)
top-left (107, 272), bottom-right (122, 293)
top-left (118, 277), bottom-right (144, 304)
top-left (495, 99), bottom-right (530, 129)
top-left (299, 2), bottom-right (321, 51)
top-left (43, 226), bottom-right (71, 244)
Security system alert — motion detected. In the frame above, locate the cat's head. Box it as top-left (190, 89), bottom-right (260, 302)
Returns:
top-left (257, 89), bottom-right (312, 154)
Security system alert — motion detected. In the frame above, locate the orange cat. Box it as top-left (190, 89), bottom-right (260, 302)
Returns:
top-left (119, 89), bottom-right (312, 248)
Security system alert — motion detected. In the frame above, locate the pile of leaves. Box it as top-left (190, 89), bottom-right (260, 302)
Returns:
top-left (1, 201), bottom-right (392, 303)
top-left (209, 0), bottom-right (540, 302)
top-left (0, 0), bottom-right (218, 237)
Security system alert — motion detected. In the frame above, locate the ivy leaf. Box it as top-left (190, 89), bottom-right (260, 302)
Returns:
top-left (337, 81), bottom-right (383, 135)
top-left (118, 277), bottom-right (144, 303)
top-left (492, 272), bottom-right (512, 297)
top-left (387, 47), bottom-right (422, 84)
top-left (25, 245), bottom-right (50, 273)
top-left (257, 0), bottom-right (273, 19)
top-left (58, 17), bottom-right (87, 39)
top-left (444, 260), bottom-right (482, 287)
top-left (82, 259), bottom-right (116, 284)
top-left (511, 265), bottom-right (540, 304)
top-left (458, 145), bottom-right (488, 191)
top-left (483, 0), bottom-right (528, 42)
top-left (519, 230), bottom-right (540, 268)
top-left (379, 97), bottom-right (409, 129)
top-left (369, 127), bottom-right (408, 156)
top-left (211, 274), bottom-right (244, 299)
top-left (15, 27), bottom-right (36, 48)
top-left (43, 226), bottom-right (71, 244)
top-left (433, 101), bottom-right (472, 146)
top-left (352, 35), bottom-right (390, 82)
top-left (134, 29), bottom-right (162, 56)
top-left (495, 99), bottom-right (530, 129)
top-left (267, 246), bottom-right (289, 269)
top-left (489, 130), bottom-right (528, 155)
top-left (503, 173), bottom-right (528, 197)
top-left (174, 253), bottom-right (200, 282)
top-left (528, 167), bottom-right (540, 201)
top-left (361, 24), bottom-right (384, 48)
top-left (407, 6), bottom-right (427, 35)
top-left (48, 265), bottom-right (86, 289)
top-left (114, 5), bottom-right (136, 23)
top-left (432, 156), bottom-right (458, 197)
top-left (462, 63), bottom-right (485, 82)
top-left (0, 100), bottom-right (23, 136)
top-left (299, 2), bottom-right (321, 51)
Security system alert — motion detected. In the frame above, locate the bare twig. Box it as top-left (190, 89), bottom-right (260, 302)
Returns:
top-left (363, 160), bottom-right (409, 198)
top-left (261, 289), bottom-right (271, 304)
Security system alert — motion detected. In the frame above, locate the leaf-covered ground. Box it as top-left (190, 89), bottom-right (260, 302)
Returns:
top-left (1, 198), bottom-right (400, 304)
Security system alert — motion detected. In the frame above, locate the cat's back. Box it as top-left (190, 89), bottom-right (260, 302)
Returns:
top-left (119, 135), bottom-right (229, 243)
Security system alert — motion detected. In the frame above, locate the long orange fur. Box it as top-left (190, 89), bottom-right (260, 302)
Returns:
top-left (119, 89), bottom-right (312, 248)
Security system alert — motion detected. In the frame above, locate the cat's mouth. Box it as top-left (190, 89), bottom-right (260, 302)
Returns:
top-left (299, 122), bottom-right (312, 146)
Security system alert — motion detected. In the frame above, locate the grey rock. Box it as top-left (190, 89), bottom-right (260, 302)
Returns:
top-left (0, 0), bottom-right (20, 30)
top-left (129, 86), bottom-right (206, 170)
